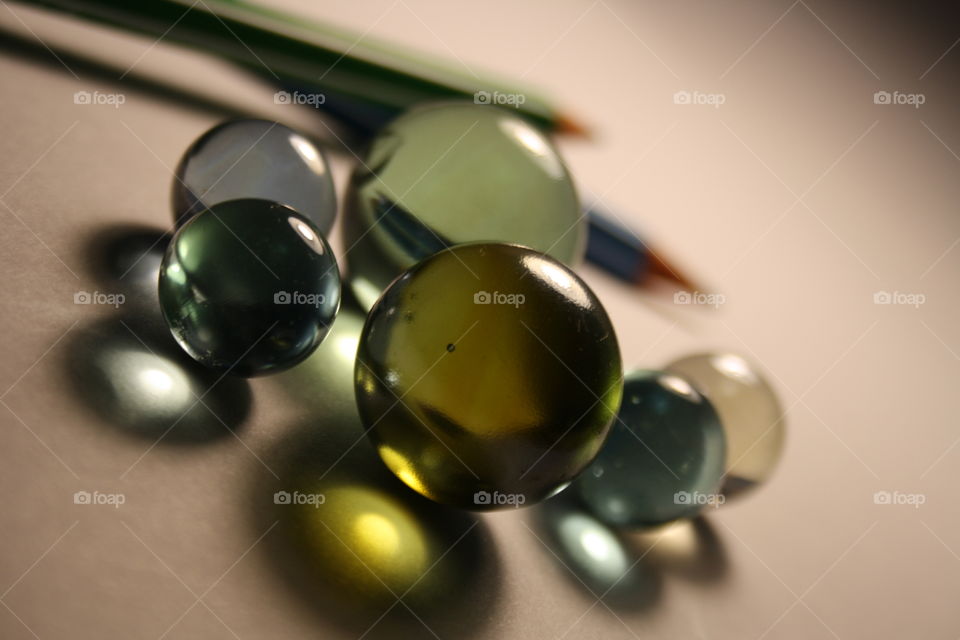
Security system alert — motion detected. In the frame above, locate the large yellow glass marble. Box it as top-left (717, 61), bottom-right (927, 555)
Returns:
top-left (355, 243), bottom-right (623, 510)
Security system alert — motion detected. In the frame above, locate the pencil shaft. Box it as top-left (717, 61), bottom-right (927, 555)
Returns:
top-left (25, 0), bottom-right (560, 130)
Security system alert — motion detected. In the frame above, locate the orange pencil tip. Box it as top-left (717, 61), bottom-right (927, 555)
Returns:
top-left (554, 112), bottom-right (593, 139)
top-left (636, 249), bottom-right (703, 294)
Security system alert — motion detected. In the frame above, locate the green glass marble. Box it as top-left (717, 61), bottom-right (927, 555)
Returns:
top-left (574, 370), bottom-right (727, 527)
top-left (355, 243), bottom-right (622, 510)
top-left (665, 353), bottom-right (785, 496)
top-left (342, 102), bottom-right (585, 310)
top-left (172, 119), bottom-right (337, 233)
top-left (158, 198), bottom-right (341, 376)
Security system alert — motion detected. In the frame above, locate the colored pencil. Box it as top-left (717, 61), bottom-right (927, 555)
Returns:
top-left (23, 0), bottom-right (700, 292)
top-left (26, 0), bottom-right (588, 136)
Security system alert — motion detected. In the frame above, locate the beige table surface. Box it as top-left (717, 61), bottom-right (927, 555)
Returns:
top-left (0, 1), bottom-right (958, 638)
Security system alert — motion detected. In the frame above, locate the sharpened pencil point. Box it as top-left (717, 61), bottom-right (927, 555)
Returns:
top-left (635, 247), bottom-right (702, 294)
top-left (554, 112), bottom-right (592, 139)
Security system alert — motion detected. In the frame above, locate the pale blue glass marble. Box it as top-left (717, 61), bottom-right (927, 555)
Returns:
top-left (574, 370), bottom-right (726, 526)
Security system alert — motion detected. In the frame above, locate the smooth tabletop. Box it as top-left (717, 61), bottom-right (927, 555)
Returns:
top-left (0, 1), bottom-right (958, 638)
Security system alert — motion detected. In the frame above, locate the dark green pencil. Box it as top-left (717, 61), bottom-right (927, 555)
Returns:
top-left (25, 0), bottom-right (589, 136)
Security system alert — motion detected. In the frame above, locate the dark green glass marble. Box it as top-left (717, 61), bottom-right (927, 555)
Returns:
top-left (354, 243), bottom-right (623, 510)
top-left (574, 369), bottom-right (726, 527)
top-left (158, 198), bottom-right (341, 376)
top-left (172, 119), bottom-right (337, 233)
top-left (342, 102), bottom-right (585, 310)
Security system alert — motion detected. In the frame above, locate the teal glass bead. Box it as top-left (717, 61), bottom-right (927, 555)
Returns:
top-left (158, 199), bottom-right (341, 376)
top-left (172, 119), bottom-right (337, 233)
top-left (665, 352), bottom-right (785, 496)
top-left (574, 369), bottom-right (726, 527)
top-left (342, 102), bottom-right (585, 310)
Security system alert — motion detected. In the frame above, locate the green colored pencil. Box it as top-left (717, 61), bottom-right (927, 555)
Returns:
top-left (25, 0), bottom-right (589, 136)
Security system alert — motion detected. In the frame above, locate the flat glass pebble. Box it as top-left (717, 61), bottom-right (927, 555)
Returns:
top-left (342, 102), bottom-right (585, 310)
top-left (355, 243), bottom-right (622, 510)
top-left (574, 370), bottom-right (726, 527)
top-left (665, 353), bottom-right (785, 496)
top-left (172, 119), bottom-right (336, 233)
top-left (158, 198), bottom-right (341, 376)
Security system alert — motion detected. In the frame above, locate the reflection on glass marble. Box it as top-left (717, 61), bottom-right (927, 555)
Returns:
top-left (342, 102), bottom-right (585, 310)
top-left (665, 353), bottom-right (785, 496)
top-left (158, 199), bottom-right (341, 376)
top-left (65, 316), bottom-right (251, 442)
top-left (355, 243), bottom-right (622, 510)
top-left (574, 370), bottom-right (726, 527)
top-left (172, 119), bottom-right (337, 233)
